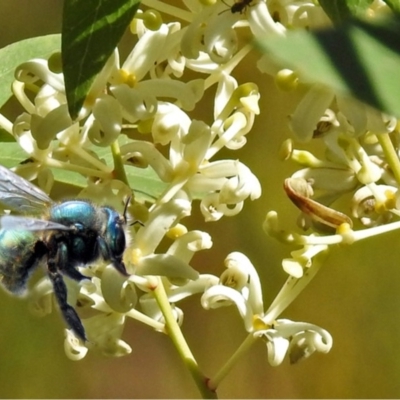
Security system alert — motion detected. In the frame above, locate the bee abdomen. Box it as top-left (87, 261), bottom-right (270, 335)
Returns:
top-left (0, 230), bottom-right (45, 294)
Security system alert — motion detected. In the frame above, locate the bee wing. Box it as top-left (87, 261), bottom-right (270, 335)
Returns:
top-left (0, 164), bottom-right (53, 213)
top-left (0, 215), bottom-right (74, 231)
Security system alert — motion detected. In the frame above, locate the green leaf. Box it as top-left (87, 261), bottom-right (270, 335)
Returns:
top-left (0, 142), bottom-right (30, 167)
top-left (384, 0), bottom-right (400, 13)
top-left (319, 0), bottom-right (374, 24)
top-left (0, 140), bottom-right (165, 203)
top-left (62, 0), bottom-right (141, 119)
top-left (256, 16), bottom-right (400, 118)
top-left (0, 35), bottom-right (61, 109)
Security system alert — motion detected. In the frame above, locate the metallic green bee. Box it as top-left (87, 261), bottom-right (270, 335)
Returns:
top-left (0, 164), bottom-right (129, 341)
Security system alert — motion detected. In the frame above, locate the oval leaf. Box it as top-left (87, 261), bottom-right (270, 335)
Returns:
top-left (256, 16), bottom-right (400, 118)
top-left (319, 0), bottom-right (374, 24)
top-left (62, 0), bottom-right (141, 119)
top-left (0, 35), bottom-right (61, 108)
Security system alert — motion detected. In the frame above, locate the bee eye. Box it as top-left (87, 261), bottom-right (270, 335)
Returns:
top-left (74, 222), bottom-right (84, 231)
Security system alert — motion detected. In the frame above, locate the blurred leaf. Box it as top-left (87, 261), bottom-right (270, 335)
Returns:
top-left (0, 35), bottom-right (61, 109)
top-left (384, 0), bottom-right (400, 13)
top-left (0, 129), bottom-right (16, 142)
top-left (256, 16), bottom-right (400, 118)
top-left (319, 0), bottom-right (374, 24)
top-left (0, 142), bottom-right (29, 167)
top-left (0, 140), bottom-right (165, 203)
top-left (62, 0), bottom-right (141, 119)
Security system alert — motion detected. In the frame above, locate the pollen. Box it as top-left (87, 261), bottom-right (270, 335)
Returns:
top-left (252, 315), bottom-right (270, 331)
top-left (118, 69), bottom-right (137, 88)
top-left (166, 224), bottom-right (188, 239)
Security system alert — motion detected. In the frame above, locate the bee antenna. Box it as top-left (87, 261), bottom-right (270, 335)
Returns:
top-left (130, 220), bottom-right (144, 227)
top-left (123, 196), bottom-right (131, 222)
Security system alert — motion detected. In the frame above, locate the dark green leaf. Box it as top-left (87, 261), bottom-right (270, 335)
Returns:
top-left (62, 0), bottom-right (141, 119)
top-left (319, 0), bottom-right (374, 24)
top-left (0, 35), bottom-right (61, 109)
top-left (256, 16), bottom-right (400, 118)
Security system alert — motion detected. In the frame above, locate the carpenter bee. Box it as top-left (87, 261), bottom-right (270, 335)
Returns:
top-left (0, 164), bottom-right (129, 341)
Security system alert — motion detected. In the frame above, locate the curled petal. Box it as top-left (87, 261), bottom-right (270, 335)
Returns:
top-left (201, 284), bottom-right (254, 331)
top-left (136, 253), bottom-right (199, 281)
top-left (253, 329), bottom-right (290, 367)
top-left (265, 334), bottom-right (290, 367)
top-left (28, 277), bottom-right (53, 317)
top-left (89, 95), bottom-right (122, 147)
top-left (203, 12), bottom-right (238, 64)
top-left (83, 313), bottom-right (131, 357)
top-left (167, 230), bottom-right (213, 263)
top-left (200, 193), bottom-right (245, 221)
top-left (152, 102), bottom-right (191, 146)
top-left (336, 95), bottom-right (368, 137)
top-left (120, 140), bottom-right (173, 182)
top-left (248, 1), bottom-right (286, 37)
top-left (134, 199), bottom-right (192, 255)
top-left (185, 52), bottom-right (221, 74)
top-left (254, 319), bottom-right (333, 365)
top-left (200, 193), bottom-right (225, 221)
top-left (167, 274), bottom-right (220, 303)
top-left (352, 185), bottom-right (396, 226)
top-left (289, 85), bottom-right (335, 142)
top-left (12, 80), bottom-right (36, 114)
top-left (284, 243), bottom-right (328, 278)
top-left (292, 167), bottom-right (357, 193)
top-left (136, 79), bottom-right (204, 111)
top-left (200, 160), bottom-right (262, 202)
top-left (64, 329), bottom-right (88, 361)
top-left (101, 265), bottom-right (137, 313)
top-left (111, 84), bottom-right (157, 122)
top-left (181, 8), bottom-right (212, 60)
top-left (214, 73), bottom-right (238, 119)
top-left (289, 329), bottom-right (333, 364)
top-left (178, 120), bottom-right (212, 168)
top-left (77, 179), bottom-right (131, 211)
top-left (78, 278), bottom-right (112, 313)
top-left (123, 24), bottom-right (169, 80)
top-left (15, 59), bottom-right (64, 92)
top-left (282, 258), bottom-right (304, 279)
top-left (220, 162), bottom-right (262, 202)
top-left (13, 113), bottom-right (51, 159)
top-left (224, 252), bottom-right (264, 315)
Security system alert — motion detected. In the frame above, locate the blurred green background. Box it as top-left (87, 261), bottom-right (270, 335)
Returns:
top-left (1, 1), bottom-right (400, 398)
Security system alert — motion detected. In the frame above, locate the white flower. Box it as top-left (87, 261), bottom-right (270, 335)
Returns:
top-left (253, 319), bottom-right (333, 366)
top-left (201, 252), bottom-right (332, 366)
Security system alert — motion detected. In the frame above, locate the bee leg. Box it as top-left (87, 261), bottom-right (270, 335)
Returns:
top-left (46, 242), bottom-right (87, 341)
top-left (57, 242), bottom-right (91, 282)
top-left (54, 242), bottom-right (90, 282)
top-left (97, 237), bottom-right (129, 276)
top-left (47, 270), bottom-right (87, 342)
top-left (63, 267), bottom-right (91, 282)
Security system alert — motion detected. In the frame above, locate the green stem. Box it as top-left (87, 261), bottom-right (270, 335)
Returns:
top-left (208, 333), bottom-right (257, 390)
top-left (153, 278), bottom-right (218, 399)
top-left (111, 140), bottom-right (129, 186)
top-left (377, 133), bottom-right (400, 185)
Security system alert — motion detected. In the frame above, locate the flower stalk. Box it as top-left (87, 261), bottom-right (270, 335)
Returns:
top-left (153, 277), bottom-right (217, 399)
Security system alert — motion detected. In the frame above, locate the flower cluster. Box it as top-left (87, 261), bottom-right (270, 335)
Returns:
top-left (2, 0), bottom-right (393, 390)
top-left (7, 0), bottom-right (265, 362)
top-left (265, 84), bottom-right (400, 279)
